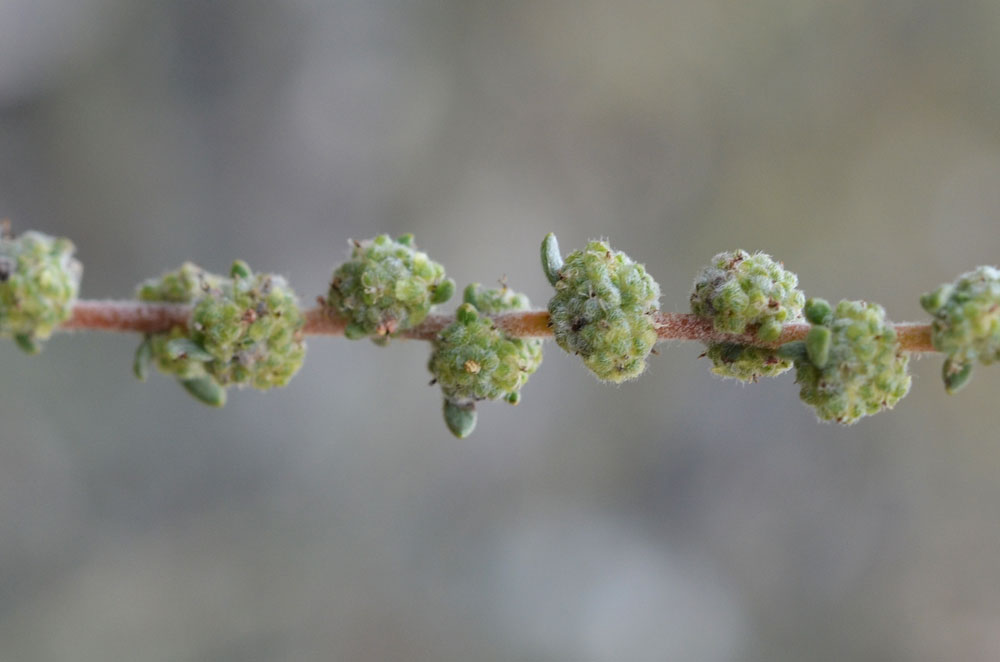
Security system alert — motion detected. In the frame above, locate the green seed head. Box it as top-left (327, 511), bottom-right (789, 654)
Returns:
top-left (921, 266), bottom-right (1000, 394)
top-left (328, 234), bottom-right (454, 342)
top-left (690, 250), bottom-right (803, 381)
top-left (429, 285), bottom-right (543, 437)
top-left (0, 230), bottom-right (82, 351)
top-left (789, 299), bottom-right (911, 424)
top-left (135, 261), bottom-right (306, 405)
top-left (545, 237), bottom-right (660, 383)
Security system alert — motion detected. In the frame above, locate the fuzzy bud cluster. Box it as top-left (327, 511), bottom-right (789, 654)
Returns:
top-left (328, 234), bottom-right (455, 342)
top-left (691, 250), bottom-right (803, 340)
top-left (920, 266), bottom-right (1000, 394)
top-left (135, 261), bottom-right (306, 406)
top-left (0, 230), bottom-right (82, 353)
top-left (543, 234), bottom-right (660, 383)
top-left (429, 284), bottom-right (543, 438)
top-left (690, 250), bottom-right (803, 382)
top-left (780, 298), bottom-right (910, 424)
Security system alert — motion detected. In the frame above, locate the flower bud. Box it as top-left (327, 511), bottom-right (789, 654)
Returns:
top-left (135, 261), bottom-right (305, 405)
top-left (690, 250), bottom-right (803, 381)
top-left (328, 234), bottom-right (454, 342)
top-left (788, 299), bottom-right (910, 423)
top-left (0, 230), bottom-right (82, 352)
top-left (921, 266), bottom-right (1000, 394)
top-left (544, 236), bottom-right (660, 382)
top-left (429, 284), bottom-right (543, 437)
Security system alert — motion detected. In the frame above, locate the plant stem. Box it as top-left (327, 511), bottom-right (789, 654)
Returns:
top-left (61, 300), bottom-right (937, 352)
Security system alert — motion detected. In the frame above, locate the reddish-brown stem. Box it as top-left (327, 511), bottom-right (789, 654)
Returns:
top-left (60, 300), bottom-right (937, 352)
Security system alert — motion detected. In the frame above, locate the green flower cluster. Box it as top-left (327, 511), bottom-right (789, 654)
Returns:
top-left (0, 230), bottom-right (82, 353)
top-left (135, 260), bottom-right (306, 406)
top-left (920, 266), bottom-right (1000, 394)
top-left (542, 234), bottom-right (660, 383)
top-left (690, 250), bottom-right (804, 381)
top-left (428, 284), bottom-right (543, 438)
top-left (779, 298), bottom-right (911, 424)
top-left (328, 234), bottom-right (455, 343)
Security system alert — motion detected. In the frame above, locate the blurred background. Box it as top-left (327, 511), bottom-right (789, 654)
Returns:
top-left (1, 1), bottom-right (1000, 660)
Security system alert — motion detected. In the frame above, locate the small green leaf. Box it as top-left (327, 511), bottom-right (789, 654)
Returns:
top-left (180, 377), bottom-right (227, 407)
top-left (133, 337), bottom-right (153, 381)
top-left (431, 278), bottom-right (455, 304)
top-left (164, 338), bottom-right (214, 362)
top-left (443, 400), bottom-right (477, 438)
top-left (396, 233), bottom-right (414, 247)
top-left (806, 326), bottom-right (831, 368)
top-left (463, 283), bottom-right (480, 308)
top-left (456, 303), bottom-right (478, 325)
top-left (230, 260), bottom-right (252, 279)
top-left (14, 334), bottom-right (39, 355)
top-left (943, 359), bottom-right (973, 394)
top-left (541, 233), bottom-right (564, 286)
top-left (920, 284), bottom-right (952, 315)
top-left (804, 298), bottom-right (832, 325)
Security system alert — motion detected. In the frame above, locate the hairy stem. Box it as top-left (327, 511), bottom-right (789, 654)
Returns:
top-left (60, 300), bottom-right (936, 352)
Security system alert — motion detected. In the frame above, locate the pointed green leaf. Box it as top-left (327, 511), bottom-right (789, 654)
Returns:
top-left (13, 334), bottom-right (39, 355)
top-left (180, 377), bottom-right (227, 407)
top-left (943, 359), bottom-right (973, 394)
top-left (133, 337), bottom-right (153, 381)
top-left (431, 278), bottom-right (455, 304)
top-left (444, 400), bottom-right (477, 438)
top-left (541, 233), bottom-right (564, 286)
top-left (804, 298), bottom-right (832, 325)
top-left (806, 326), bottom-right (831, 368)
top-left (463, 283), bottom-right (480, 308)
top-left (230, 260), bottom-right (252, 279)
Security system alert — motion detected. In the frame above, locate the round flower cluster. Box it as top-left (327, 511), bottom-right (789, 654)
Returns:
top-left (690, 250), bottom-right (804, 381)
top-left (0, 230), bottom-right (82, 353)
top-left (543, 234), bottom-right (660, 383)
top-left (780, 298), bottom-right (911, 424)
top-left (328, 234), bottom-right (455, 343)
top-left (428, 284), bottom-right (543, 438)
top-left (920, 266), bottom-right (1000, 394)
top-left (135, 260), bottom-right (306, 406)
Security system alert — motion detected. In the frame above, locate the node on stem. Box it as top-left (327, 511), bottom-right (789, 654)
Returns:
top-left (134, 260), bottom-right (306, 405)
top-left (690, 249), bottom-right (804, 382)
top-left (429, 283), bottom-right (543, 438)
top-left (328, 234), bottom-right (454, 343)
top-left (921, 266), bottom-right (1000, 394)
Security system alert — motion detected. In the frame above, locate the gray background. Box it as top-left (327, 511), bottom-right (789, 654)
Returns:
top-left (2, 1), bottom-right (1000, 660)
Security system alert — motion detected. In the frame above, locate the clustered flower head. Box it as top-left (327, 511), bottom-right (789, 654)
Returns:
top-left (328, 234), bottom-right (455, 343)
top-left (134, 260), bottom-right (306, 406)
top-left (920, 266), bottom-right (1000, 394)
top-left (428, 283), bottom-right (543, 438)
top-left (0, 229), bottom-right (82, 353)
top-left (779, 298), bottom-right (911, 424)
top-left (689, 250), bottom-right (804, 381)
top-left (542, 234), bottom-right (660, 383)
